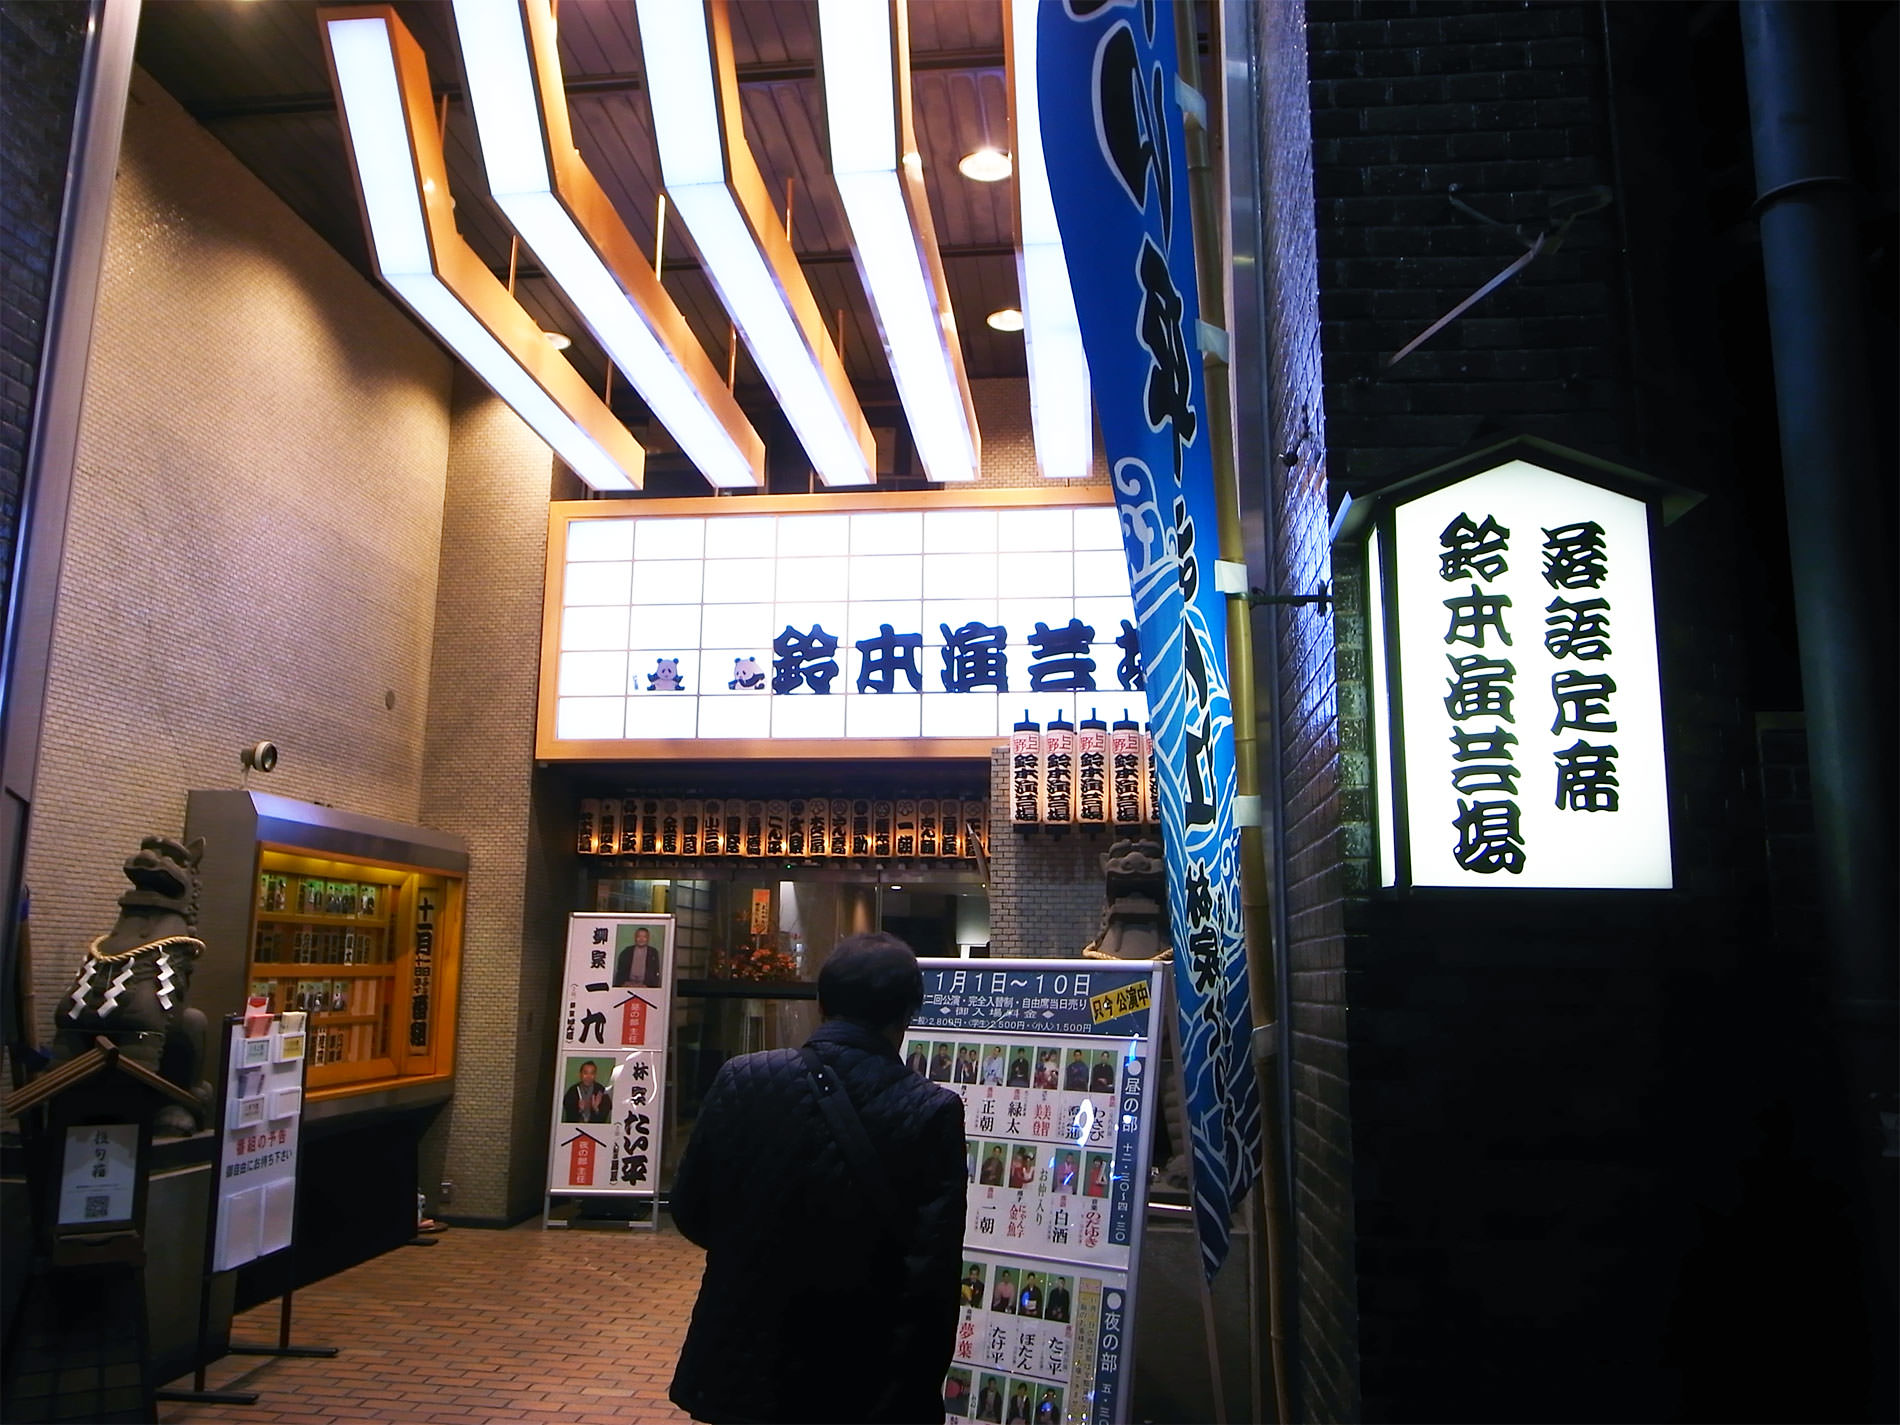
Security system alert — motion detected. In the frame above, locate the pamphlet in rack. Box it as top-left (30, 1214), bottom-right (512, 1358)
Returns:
top-left (910, 957), bottom-right (1165, 1425)
top-left (213, 1015), bottom-right (308, 1272)
top-left (543, 913), bottom-right (675, 1223)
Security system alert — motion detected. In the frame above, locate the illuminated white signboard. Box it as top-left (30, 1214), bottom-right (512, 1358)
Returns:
top-left (1350, 448), bottom-right (1686, 890)
top-left (536, 492), bottom-right (1150, 759)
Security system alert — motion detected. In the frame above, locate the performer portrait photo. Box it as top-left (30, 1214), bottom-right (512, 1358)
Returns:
top-left (980, 1044), bottom-right (1005, 1084)
top-left (1063, 1047), bottom-right (1090, 1090)
top-left (561, 1058), bottom-right (612, 1123)
top-left (613, 924), bottom-right (664, 989)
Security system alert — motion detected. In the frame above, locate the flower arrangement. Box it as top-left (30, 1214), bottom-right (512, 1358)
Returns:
top-left (717, 944), bottom-right (800, 983)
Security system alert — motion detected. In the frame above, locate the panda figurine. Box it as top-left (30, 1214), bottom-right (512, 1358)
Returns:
top-left (648, 658), bottom-right (684, 691)
top-left (728, 656), bottom-right (765, 691)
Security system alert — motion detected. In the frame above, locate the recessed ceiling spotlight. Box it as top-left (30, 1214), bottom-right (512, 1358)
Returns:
top-left (985, 307), bottom-right (1024, 333)
top-left (958, 146), bottom-right (1013, 183)
top-left (542, 330), bottom-right (572, 350)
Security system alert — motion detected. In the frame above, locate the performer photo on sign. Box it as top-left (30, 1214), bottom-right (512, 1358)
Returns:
top-left (561, 1057), bottom-right (612, 1123)
top-left (1008, 1144), bottom-right (1038, 1189)
top-left (990, 1267), bottom-right (1017, 1314)
top-left (1043, 1274), bottom-right (1073, 1324)
top-left (613, 923), bottom-right (664, 989)
top-left (1051, 1149), bottom-right (1080, 1196)
top-left (1033, 1047), bottom-right (1060, 1090)
top-left (975, 1373), bottom-right (1005, 1423)
top-left (1063, 1047), bottom-right (1090, 1090)
top-left (954, 1044), bottom-right (980, 1084)
top-left (960, 1260), bottom-right (986, 1307)
top-left (1006, 1046), bottom-right (1032, 1087)
top-left (981, 1044), bottom-right (1005, 1084)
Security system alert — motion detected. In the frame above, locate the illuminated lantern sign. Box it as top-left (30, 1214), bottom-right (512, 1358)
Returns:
top-left (1340, 441), bottom-right (1695, 891)
top-left (537, 492), bottom-right (1148, 759)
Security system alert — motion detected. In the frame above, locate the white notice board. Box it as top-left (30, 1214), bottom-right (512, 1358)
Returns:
top-left (908, 957), bottom-right (1165, 1425)
top-left (213, 1018), bottom-right (308, 1272)
top-left (545, 914), bottom-right (674, 1209)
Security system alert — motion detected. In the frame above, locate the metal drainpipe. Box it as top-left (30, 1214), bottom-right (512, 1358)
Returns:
top-left (1738, 8), bottom-right (1898, 1044)
top-left (1737, 0), bottom-right (1898, 1359)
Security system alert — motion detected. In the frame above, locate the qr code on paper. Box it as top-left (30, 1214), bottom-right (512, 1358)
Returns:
top-left (83, 1194), bottom-right (110, 1220)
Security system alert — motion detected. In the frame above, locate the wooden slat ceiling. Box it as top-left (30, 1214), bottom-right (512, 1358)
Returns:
top-left (132, 0), bottom-right (1026, 471)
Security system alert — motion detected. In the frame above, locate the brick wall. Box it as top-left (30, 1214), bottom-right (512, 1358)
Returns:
top-left (1297, 4), bottom-right (1782, 1418)
top-left (0, 0), bottom-right (88, 614)
top-left (22, 69), bottom-right (452, 1035)
top-left (1251, 3), bottom-right (1359, 1419)
top-left (416, 370), bottom-right (566, 1225)
top-left (970, 376), bottom-right (1111, 488)
top-left (1307, 0), bottom-right (1622, 491)
top-left (983, 746), bottom-right (1114, 957)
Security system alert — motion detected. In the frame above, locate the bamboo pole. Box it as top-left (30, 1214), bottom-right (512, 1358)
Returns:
top-left (1174, 3), bottom-right (1291, 1420)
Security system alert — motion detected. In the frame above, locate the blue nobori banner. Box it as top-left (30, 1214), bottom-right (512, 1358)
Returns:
top-left (1036, 0), bottom-right (1260, 1277)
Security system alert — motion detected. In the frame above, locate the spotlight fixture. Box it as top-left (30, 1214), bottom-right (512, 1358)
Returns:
top-left (634, 0), bottom-right (876, 487)
top-left (816, 0), bottom-right (980, 484)
top-left (985, 307), bottom-right (1025, 333)
top-left (957, 146), bottom-right (1013, 183)
top-left (451, 0), bottom-right (766, 489)
top-left (1004, 0), bottom-right (1092, 479)
top-left (318, 5), bottom-right (644, 490)
top-left (542, 329), bottom-right (571, 350)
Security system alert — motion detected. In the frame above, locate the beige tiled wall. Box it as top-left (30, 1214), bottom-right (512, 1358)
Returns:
top-left (417, 371), bottom-right (565, 1222)
top-left (22, 69), bottom-right (452, 1036)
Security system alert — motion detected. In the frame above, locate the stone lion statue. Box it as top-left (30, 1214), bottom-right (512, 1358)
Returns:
top-left (48, 835), bottom-right (212, 1136)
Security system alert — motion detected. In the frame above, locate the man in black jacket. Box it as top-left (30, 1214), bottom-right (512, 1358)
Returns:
top-left (669, 932), bottom-right (966, 1424)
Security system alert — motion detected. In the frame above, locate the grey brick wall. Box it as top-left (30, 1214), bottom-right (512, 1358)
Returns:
top-left (0, 0), bottom-right (88, 615)
top-left (22, 68), bottom-right (451, 1036)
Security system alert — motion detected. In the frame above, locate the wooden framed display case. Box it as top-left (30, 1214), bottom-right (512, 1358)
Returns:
top-left (186, 792), bottom-right (467, 1107)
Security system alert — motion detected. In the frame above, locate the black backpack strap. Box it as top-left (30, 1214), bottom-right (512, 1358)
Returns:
top-left (800, 1045), bottom-right (899, 1237)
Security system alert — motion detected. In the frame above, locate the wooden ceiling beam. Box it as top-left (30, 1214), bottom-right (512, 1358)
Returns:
top-left (494, 242), bottom-right (1014, 284)
top-left (184, 48), bottom-right (1005, 122)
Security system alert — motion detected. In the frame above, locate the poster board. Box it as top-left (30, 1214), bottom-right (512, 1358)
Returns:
top-left (212, 1017), bottom-right (308, 1272)
top-left (908, 958), bottom-right (1165, 1425)
top-left (544, 914), bottom-right (674, 1218)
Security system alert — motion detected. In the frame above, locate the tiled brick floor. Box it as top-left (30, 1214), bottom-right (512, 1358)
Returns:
top-left (158, 1222), bottom-right (702, 1425)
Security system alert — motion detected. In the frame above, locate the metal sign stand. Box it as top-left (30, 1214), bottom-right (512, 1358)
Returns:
top-left (156, 1014), bottom-right (336, 1408)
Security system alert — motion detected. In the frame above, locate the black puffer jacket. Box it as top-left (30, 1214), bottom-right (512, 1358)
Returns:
top-left (669, 1019), bottom-right (967, 1424)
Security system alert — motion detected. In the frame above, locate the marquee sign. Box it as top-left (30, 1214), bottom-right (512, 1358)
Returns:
top-left (1339, 442), bottom-right (1694, 891)
top-left (536, 490), bottom-right (1148, 759)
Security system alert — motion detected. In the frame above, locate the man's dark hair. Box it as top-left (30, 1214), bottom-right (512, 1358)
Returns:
top-left (818, 931), bottom-right (923, 1028)
top-left (579, 1060), bottom-right (597, 1071)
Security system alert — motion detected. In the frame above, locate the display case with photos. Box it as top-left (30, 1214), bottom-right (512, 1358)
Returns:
top-left (186, 791), bottom-right (468, 1102)
top-left (248, 850), bottom-right (462, 1092)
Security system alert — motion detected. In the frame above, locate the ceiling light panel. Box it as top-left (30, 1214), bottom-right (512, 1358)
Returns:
top-left (1004, 0), bottom-right (1092, 479)
top-left (319, 5), bottom-right (645, 491)
top-left (634, 0), bottom-right (877, 487)
top-left (451, 0), bottom-right (766, 490)
top-left (817, 0), bottom-right (981, 485)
